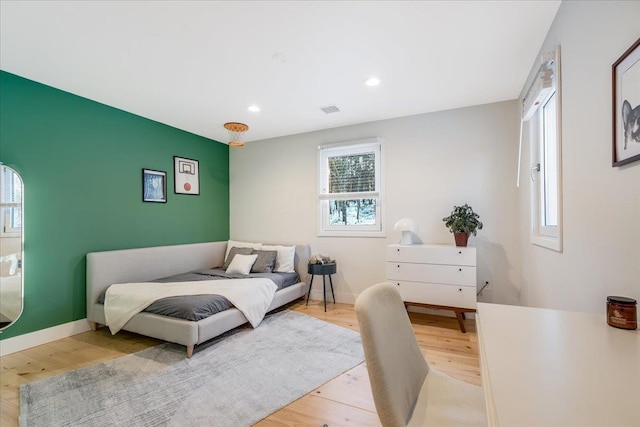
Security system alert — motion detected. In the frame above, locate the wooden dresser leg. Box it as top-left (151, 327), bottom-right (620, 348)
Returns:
top-left (186, 345), bottom-right (194, 358)
top-left (454, 310), bottom-right (467, 333)
top-left (90, 321), bottom-right (98, 331)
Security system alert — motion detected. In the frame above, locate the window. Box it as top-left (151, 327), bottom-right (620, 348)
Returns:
top-left (541, 92), bottom-right (558, 231)
top-left (1, 166), bottom-right (22, 237)
top-left (526, 47), bottom-right (562, 251)
top-left (318, 138), bottom-right (384, 237)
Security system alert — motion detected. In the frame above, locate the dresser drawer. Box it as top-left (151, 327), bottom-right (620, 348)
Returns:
top-left (390, 281), bottom-right (476, 309)
top-left (386, 262), bottom-right (476, 287)
top-left (387, 244), bottom-right (476, 266)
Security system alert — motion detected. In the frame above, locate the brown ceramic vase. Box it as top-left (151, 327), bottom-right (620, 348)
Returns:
top-left (454, 232), bottom-right (469, 247)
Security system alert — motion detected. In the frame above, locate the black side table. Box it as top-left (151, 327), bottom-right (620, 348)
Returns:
top-left (305, 262), bottom-right (337, 312)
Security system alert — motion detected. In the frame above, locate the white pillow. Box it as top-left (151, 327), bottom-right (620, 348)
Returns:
top-left (261, 245), bottom-right (296, 273)
top-left (225, 240), bottom-right (262, 260)
top-left (225, 254), bottom-right (258, 275)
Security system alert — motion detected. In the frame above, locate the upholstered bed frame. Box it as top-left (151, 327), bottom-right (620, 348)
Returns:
top-left (86, 241), bottom-right (311, 357)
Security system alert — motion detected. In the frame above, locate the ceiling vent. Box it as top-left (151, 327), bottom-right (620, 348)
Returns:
top-left (320, 105), bottom-right (340, 114)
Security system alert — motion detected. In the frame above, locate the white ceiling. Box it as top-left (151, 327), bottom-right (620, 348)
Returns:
top-left (0, 1), bottom-right (560, 143)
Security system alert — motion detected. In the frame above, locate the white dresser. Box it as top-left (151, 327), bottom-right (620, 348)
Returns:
top-left (386, 244), bottom-right (477, 332)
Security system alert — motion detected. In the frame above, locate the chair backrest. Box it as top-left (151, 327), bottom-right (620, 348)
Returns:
top-left (355, 282), bottom-right (429, 427)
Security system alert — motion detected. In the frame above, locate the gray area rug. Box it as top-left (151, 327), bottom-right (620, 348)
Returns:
top-left (19, 310), bottom-right (364, 426)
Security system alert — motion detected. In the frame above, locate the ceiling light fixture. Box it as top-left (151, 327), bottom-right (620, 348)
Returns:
top-left (224, 122), bottom-right (249, 147)
top-left (247, 105), bottom-right (260, 112)
top-left (364, 76), bottom-right (381, 87)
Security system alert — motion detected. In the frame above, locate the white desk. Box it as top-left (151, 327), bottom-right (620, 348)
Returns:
top-left (477, 302), bottom-right (640, 427)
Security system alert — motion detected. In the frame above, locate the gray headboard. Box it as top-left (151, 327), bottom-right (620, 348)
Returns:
top-left (86, 241), bottom-right (311, 320)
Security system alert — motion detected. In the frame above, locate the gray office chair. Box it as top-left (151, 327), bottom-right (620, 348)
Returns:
top-left (354, 282), bottom-right (487, 427)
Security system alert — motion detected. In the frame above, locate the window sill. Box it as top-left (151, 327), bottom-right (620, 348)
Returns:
top-left (531, 234), bottom-right (562, 252)
top-left (317, 229), bottom-right (386, 238)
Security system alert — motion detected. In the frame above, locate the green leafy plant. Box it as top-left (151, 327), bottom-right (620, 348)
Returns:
top-left (442, 204), bottom-right (483, 236)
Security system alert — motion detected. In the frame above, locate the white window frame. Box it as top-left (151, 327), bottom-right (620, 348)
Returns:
top-left (528, 47), bottom-right (563, 252)
top-left (1, 205), bottom-right (21, 237)
top-left (317, 137), bottom-right (385, 237)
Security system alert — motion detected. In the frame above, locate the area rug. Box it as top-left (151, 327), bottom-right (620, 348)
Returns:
top-left (19, 310), bottom-right (364, 427)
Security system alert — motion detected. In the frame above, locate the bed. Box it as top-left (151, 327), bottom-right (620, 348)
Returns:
top-left (86, 241), bottom-right (310, 357)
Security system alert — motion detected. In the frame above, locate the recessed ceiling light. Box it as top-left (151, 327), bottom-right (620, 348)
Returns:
top-left (364, 76), bottom-right (381, 87)
top-left (247, 105), bottom-right (260, 112)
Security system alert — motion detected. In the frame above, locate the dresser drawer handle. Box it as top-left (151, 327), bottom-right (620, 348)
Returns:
top-left (458, 251), bottom-right (462, 254)
top-left (459, 268), bottom-right (462, 272)
top-left (397, 265), bottom-right (400, 268)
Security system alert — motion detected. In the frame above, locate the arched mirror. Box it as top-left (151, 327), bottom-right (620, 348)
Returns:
top-left (0, 164), bottom-right (23, 331)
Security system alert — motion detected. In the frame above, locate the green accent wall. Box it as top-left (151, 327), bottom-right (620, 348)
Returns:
top-left (0, 71), bottom-right (229, 339)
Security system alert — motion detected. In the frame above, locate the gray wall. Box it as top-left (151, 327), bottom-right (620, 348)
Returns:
top-left (516, 1), bottom-right (640, 313)
top-left (230, 101), bottom-right (521, 305)
top-left (231, 1), bottom-right (640, 315)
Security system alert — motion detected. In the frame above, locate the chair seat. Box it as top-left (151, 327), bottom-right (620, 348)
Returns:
top-left (408, 368), bottom-right (487, 427)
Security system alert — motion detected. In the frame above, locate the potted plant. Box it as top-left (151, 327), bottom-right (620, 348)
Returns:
top-left (442, 204), bottom-right (483, 247)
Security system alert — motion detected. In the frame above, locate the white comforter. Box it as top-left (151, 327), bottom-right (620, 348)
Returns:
top-left (104, 278), bottom-right (278, 334)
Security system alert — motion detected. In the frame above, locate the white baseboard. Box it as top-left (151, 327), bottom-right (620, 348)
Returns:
top-left (0, 319), bottom-right (91, 357)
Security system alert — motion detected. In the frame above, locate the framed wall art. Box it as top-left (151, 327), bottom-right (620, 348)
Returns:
top-left (174, 156), bottom-right (200, 195)
top-left (142, 169), bottom-right (167, 203)
top-left (612, 38), bottom-right (640, 166)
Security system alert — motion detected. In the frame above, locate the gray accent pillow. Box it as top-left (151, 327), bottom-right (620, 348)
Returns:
top-left (222, 247), bottom-right (255, 270)
top-left (251, 250), bottom-right (278, 273)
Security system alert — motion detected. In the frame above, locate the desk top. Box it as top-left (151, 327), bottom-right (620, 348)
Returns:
top-left (477, 302), bottom-right (640, 427)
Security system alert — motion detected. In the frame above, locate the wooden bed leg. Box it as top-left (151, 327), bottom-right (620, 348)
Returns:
top-left (186, 345), bottom-right (194, 358)
top-left (90, 321), bottom-right (98, 331)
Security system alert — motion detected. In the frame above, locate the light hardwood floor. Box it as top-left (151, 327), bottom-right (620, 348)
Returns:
top-left (0, 299), bottom-right (480, 427)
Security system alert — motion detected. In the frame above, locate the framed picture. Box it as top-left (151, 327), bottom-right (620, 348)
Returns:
top-left (174, 156), bottom-right (200, 195)
top-left (142, 169), bottom-right (167, 203)
top-left (612, 38), bottom-right (640, 166)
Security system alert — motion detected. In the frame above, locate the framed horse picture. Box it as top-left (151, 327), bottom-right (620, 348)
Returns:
top-left (612, 38), bottom-right (640, 166)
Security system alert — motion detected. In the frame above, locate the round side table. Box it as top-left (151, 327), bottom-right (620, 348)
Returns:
top-left (305, 262), bottom-right (337, 312)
